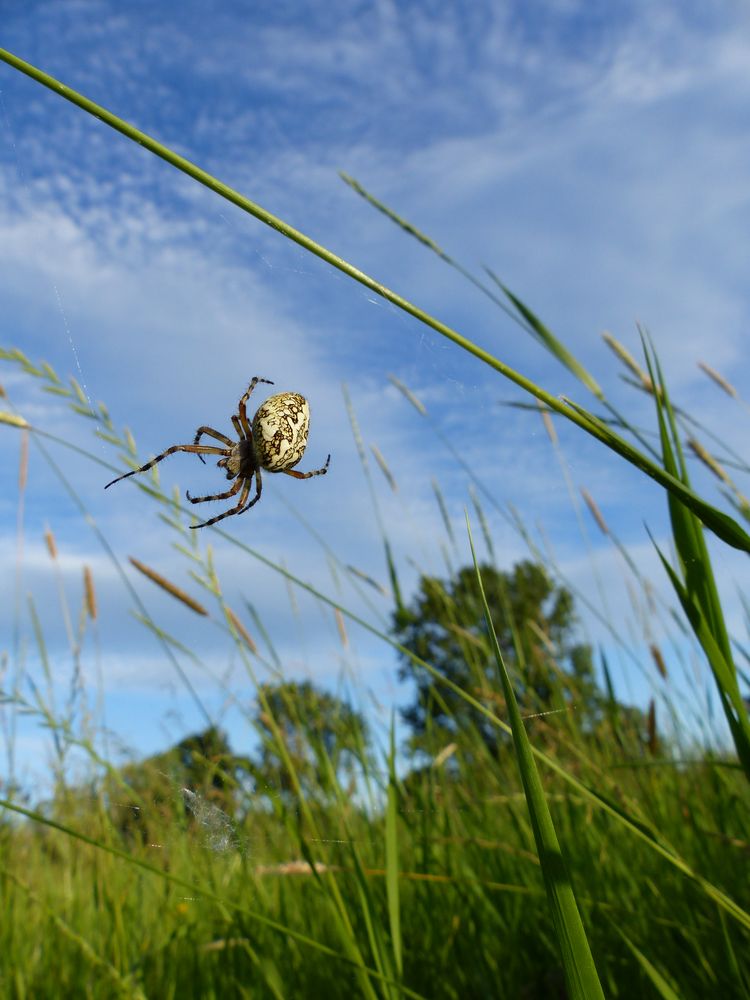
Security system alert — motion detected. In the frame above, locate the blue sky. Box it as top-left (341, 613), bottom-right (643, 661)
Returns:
top-left (1, 2), bottom-right (749, 792)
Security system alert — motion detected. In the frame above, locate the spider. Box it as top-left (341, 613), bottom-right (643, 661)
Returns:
top-left (105, 376), bottom-right (330, 528)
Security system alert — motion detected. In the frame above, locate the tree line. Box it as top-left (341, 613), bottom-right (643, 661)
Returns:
top-left (76, 558), bottom-right (656, 843)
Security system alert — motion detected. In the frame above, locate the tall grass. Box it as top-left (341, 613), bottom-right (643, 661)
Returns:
top-left (0, 46), bottom-right (749, 999)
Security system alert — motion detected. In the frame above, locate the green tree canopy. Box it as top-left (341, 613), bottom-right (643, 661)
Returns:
top-left (250, 680), bottom-right (371, 807)
top-left (393, 560), bottom-right (602, 755)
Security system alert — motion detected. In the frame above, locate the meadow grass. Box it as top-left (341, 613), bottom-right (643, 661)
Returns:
top-left (1, 46), bottom-right (750, 999)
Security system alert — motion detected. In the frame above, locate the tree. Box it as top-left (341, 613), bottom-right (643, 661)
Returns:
top-left (250, 680), bottom-right (371, 807)
top-left (393, 560), bottom-right (601, 755)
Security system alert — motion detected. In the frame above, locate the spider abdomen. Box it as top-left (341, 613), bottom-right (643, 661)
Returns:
top-left (252, 392), bottom-right (310, 472)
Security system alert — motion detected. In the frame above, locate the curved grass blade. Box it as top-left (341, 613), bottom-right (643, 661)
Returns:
top-left (466, 512), bottom-right (605, 1000)
top-left (484, 269), bottom-right (603, 397)
top-left (652, 541), bottom-right (750, 777)
top-left (341, 173), bottom-right (603, 397)
top-left (640, 335), bottom-right (750, 781)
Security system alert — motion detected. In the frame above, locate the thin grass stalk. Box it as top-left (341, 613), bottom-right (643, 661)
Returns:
top-left (343, 826), bottom-right (399, 998)
top-left (431, 479), bottom-right (455, 548)
top-left (468, 485), bottom-right (495, 562)
top-left (371, 444), bottom-right (398, 493)
top-left (342, 383), bottom-right (404, 611)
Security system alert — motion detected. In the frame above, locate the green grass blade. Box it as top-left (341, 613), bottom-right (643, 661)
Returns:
top-left (466, 513), bottom-right (605, 1000)
top-left (652, 541), bottom-right (750, 778)
top-left (640, 337), bottom-right (750, 779)
top-left (644, 340), bottom-right (733, 656)
top-left (484, 270), bottom-right (603, 397)
top-left (347, 844), bottom-right (397, 999)
top-left (385, 718), bottom-right (402, 979)
top-left (614, 926), bottom-right (681, 1000)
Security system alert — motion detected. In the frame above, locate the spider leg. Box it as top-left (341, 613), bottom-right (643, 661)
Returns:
top-left (281, 454), bottom-right (331, 480)
top-left (105, 444), bottom-right (227, 489)
top-left (193, 425), bottom-right (234, 465)
top-left (238, 467), bottom-right (263, 512)
top-left (231, 414), bottom-right (244, 440)
top-left (238, 376), bottom-right (274, 433)
top-left (186, 476), bottom-right (244, 505)
top-left (190, 476), bottom-right (257, 529)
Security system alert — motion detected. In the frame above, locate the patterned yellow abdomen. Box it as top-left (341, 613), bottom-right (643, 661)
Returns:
top-left (252, 392), bottom-right (310, 471)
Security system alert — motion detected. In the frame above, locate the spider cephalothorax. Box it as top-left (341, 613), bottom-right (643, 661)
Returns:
top-left (105, 377), bottom-right (330, 528)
